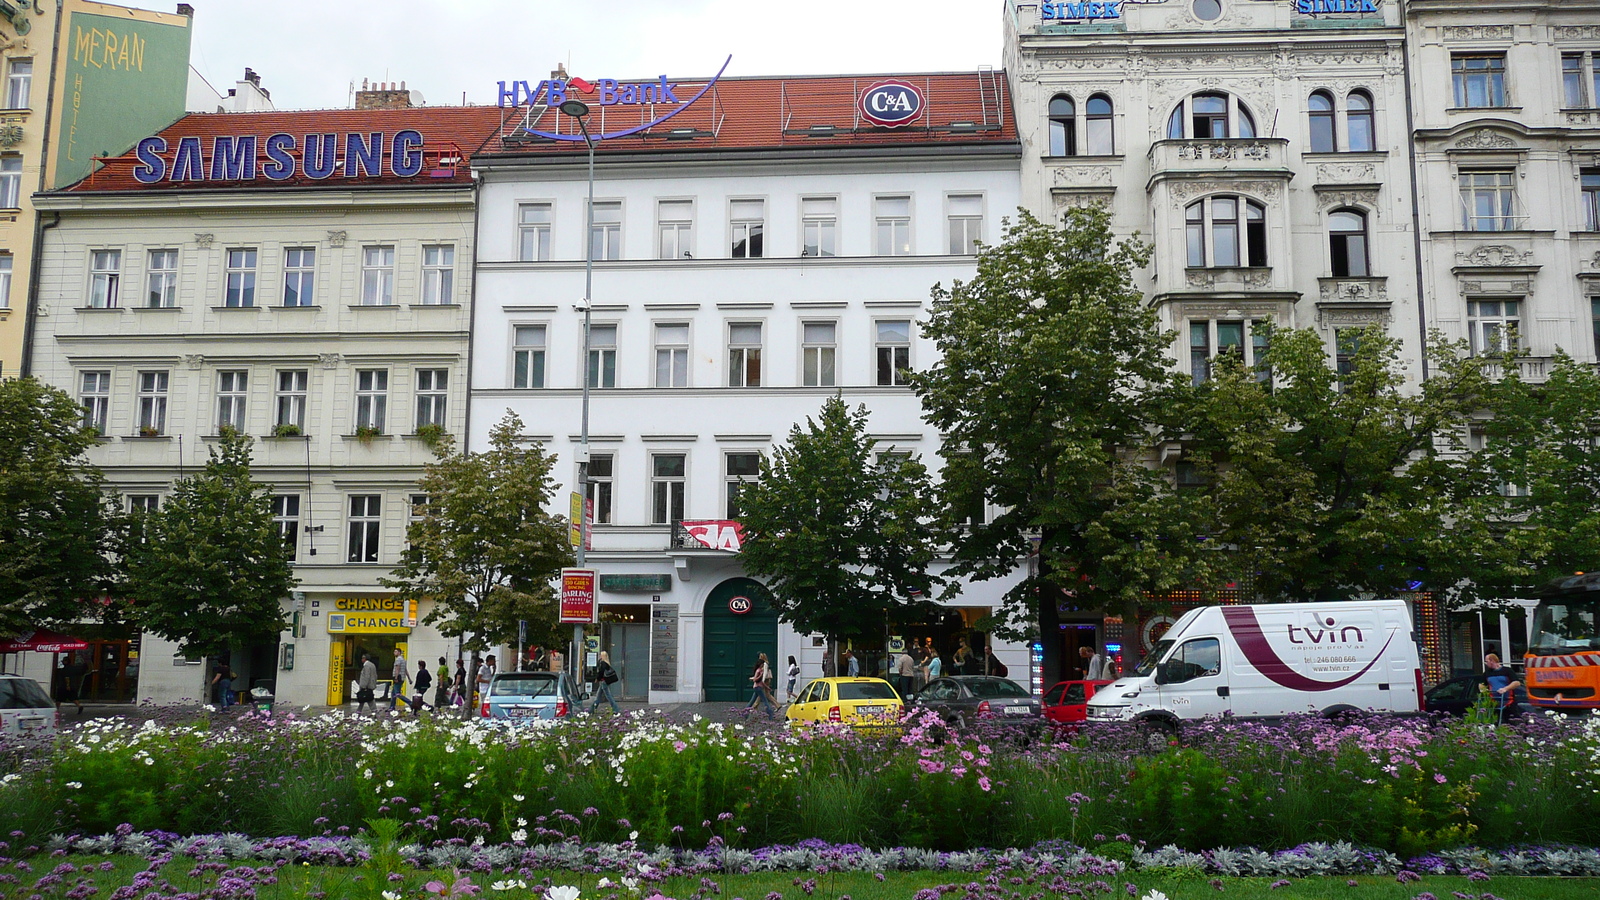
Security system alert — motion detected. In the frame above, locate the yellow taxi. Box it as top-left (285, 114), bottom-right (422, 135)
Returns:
top-left (786, 677), bottom-right (904, 731)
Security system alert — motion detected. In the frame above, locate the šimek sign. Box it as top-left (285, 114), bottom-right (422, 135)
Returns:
top-left (132, 131), bottom-right (425, 184)
top-left (859, 80), bottom-right (923, 128)
top-left (499, 55), bottom-right (732, 143)
top-left (1294, 0), bottom-right (1380, 13)
top-left (1041, 0), bottom-right (1124, 20)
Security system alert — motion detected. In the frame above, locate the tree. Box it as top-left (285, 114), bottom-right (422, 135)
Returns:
top-left (912, 207), bottom-right (1201, 683)
top-left (1185, 324), bottom-right (1494, 603)
top-left (736, 396), bottom-right (943, 644)
top-left (385, 412), bottom-right (572, 654)
top-left (122, 428), bottom-right (296, 655)
top-left (0, 377), bottom-right (118, 635)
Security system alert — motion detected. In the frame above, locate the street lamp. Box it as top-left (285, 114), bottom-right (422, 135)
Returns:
top-left (562, 98), bottom-right (597, 685)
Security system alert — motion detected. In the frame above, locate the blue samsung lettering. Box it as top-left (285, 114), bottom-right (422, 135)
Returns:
top-left (209, 135), bottom-right (256, 181)
top-left (132, 136), bottom-right (166, 183)
top-left (262, 133), bottom-right (296, 180)
top-left (391, 130), bottom-right (424, 178)
top-left (303, 133), bottom-right (338, 179)
top-left (344, 132), bottom-right (382, 178)
top-left (170, 136), bottom-right (204, 181)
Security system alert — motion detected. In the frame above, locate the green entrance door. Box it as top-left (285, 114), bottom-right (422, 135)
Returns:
top-left (702, 578), bottom-right (778, 702)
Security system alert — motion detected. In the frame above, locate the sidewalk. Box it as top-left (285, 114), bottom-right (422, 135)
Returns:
top-left (64, 698), bottom-right (790, 727)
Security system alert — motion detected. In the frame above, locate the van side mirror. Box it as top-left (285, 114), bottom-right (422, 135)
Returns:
top-left (1155, 662), bottom-right (1174, 685)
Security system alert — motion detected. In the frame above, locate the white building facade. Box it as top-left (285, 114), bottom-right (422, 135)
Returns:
top-left (471, 72), bottom-right (1026, 703)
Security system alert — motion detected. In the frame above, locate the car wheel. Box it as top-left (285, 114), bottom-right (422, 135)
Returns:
top-left (1137, 717), bottom-right (1178, 752)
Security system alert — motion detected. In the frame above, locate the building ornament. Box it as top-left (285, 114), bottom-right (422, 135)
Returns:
top-left (1175, 300), bottom-right (1282, 318)
top-left (318, 353), bottom-right (342, 369)
top-left (1315, 162), bottom-right (1378, 183)
top-left (0, 124), bottom-right (22, 148)
top-left (1318, 279), bottom-right (1389, 302)
top-left (326, 230), bottom-right (348, 248)
top-left (194, 233), bottom-right (214, 248)
top-left (1456, 245), bottom-right (1533, 268)
top-left (1318, 307), bottom-right (1390, 329)
top-left (1167, 179), bottom-right (1282, 203)
top-left (183, 355), bottom-right (205, 370)
top-left (1441, 25), bottom-right (1513, 41)
top-left (1460, 281), bottom-right (1482, 292)
top-left (1053, 165), bottom-right (1116, 186)
top-left (1053, 191), bottom-right (1113, 212)
top-left (1316, 188), bottom-right (1380, 211)
top-left (1296, 50), bottom-right (1387, 69)
top-left (1566, 112), bottom-right (1598, 126)
top-left (1174, 141), bottom-right (1275, 162)
top-left (1554, 26), bottom-right (1600, 40)
top-left (1587, 251), bottom-right (1600, 272)
top-left (1186, 268), bottom-right (1272, 288)
top-left (1454, 129), bottom-right (1517, 150)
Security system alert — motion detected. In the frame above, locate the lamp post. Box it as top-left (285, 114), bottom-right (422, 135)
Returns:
top-left (561, 98), bottom-right (597, 688)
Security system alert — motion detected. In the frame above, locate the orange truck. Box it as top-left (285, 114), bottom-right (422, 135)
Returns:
top-left (1525, 573), bottom-right (1600, 711)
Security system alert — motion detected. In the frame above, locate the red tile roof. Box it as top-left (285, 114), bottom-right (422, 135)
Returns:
top-left (68, 71), bottom-right (1015, 193)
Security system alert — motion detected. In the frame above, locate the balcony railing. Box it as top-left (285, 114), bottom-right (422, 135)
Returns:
top-left (1149, 138), bottom-right (1290, 177)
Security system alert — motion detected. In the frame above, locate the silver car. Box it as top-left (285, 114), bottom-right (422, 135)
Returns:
top-left (0, 675), bottom-right (56, 738)
top-left (480, 671), bottom-right (578, 721)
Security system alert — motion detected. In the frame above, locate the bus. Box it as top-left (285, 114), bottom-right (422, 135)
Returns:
top-left (1525, 572), bottom-right (1600, 711)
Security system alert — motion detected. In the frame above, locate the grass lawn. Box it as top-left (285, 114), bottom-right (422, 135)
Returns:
top-left (19, 857), bottom-right (1599, 900)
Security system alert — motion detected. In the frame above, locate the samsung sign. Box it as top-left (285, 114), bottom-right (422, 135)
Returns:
top-left (132, 131), bottom-right (426, 184)
top-left (1041, 0), bottom-right (1123, 19)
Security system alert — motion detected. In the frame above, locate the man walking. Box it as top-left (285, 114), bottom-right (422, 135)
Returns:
top-left (895, 649), bottom-right (916, 697)
top-left (412, 660), bottom-right (433, 716)
top-left (1081, 645), bottom-right (1107, 681)
top-left (844, 650), bottom-right (859, 678)
top-left (356, 654), bottom-right (378, 714)
top-left (390, 649), bottom-right (409, 710)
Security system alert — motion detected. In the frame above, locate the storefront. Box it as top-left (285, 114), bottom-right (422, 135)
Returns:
top-left (324, 596), bottom-right (415, 705)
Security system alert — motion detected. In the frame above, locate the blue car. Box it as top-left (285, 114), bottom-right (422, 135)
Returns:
top-left (481, 671), bottom-right (577, 721)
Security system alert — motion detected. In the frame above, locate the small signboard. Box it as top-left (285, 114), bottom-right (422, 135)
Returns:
top-left (560, 568), bottom-right (598, 623)
top-left (601, 573), bottom-right (672, 593)
top-left (651, 604), bottom-right (680, 692)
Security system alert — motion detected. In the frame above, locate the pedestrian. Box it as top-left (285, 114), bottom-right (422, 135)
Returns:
top-left (1081, 645), bottom-right (1107, 681)
top-left (822, 650), bottom-right (837, 678)
top-left (953, 640), bottom-right (972, 674)
top-left (927, 649), bottom-right (942, 682)
top-left (895, 649), bottom-right (916, 697)
top-left (1484, 653), bottom-right (1523, 723)
top-left (913, 646), bottom-right (930, 692)
top-left (590, 651), bottom-right (621, 713)
top-left (747, 653), bottom-right (776, 716)
top-left (531, 646), bottom-right (547, 671)
top-left (212, 663), bottom-right (236, 709)
top-left (412, 660), bottom-right (433, 716)
top-left (845, 649), bottom-right (860, 678)
top-left (390, 649), bottom-right (409, 711)
top-left (476, 653), bottom-right (497, 708)
top-left (55, 657), bottom-right (84, 713)
top-left (785, 655), bottom-right (801, 702)
top-left (435, 656), bottom-right (451, 710)
top-left (451, 658), bottom-right (467, 708)
top-left (357, 654), bottom-right (378, 713)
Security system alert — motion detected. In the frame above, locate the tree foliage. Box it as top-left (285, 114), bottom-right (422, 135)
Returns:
top-left (122, 428), bottom-right (296, 655)
top-left (385, 412), bottom-right (572, 651)
top-left (0, 377), bottom-right (118, 635)
top-left (912, 207), bottom-right (1200, 680)
top-left (736, 396), bottom-right (943, 640)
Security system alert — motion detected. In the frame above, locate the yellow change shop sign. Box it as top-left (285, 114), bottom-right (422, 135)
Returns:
top-left (326, 597), bottom-right (416, 634)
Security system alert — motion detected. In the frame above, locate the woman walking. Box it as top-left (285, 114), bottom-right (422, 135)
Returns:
top-left (590, 651), bottom-right (620, 714)
top-left (747, 653), bottom-right (776, 717)
top-left (785, 655), bottom-right (801, 703)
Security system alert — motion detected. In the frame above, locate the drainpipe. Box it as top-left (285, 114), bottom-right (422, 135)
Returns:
top-left (20, 1), bottom-right (66, 377)
top-left (1401, 37), bottom-right (1431, 382)
top-left (19, 211), bottom-right (58, 376)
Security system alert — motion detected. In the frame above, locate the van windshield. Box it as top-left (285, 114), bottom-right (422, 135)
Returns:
top-left (1134, 640), bottom-right (1173, 677)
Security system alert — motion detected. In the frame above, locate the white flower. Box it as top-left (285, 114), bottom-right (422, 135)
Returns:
top-left (513, 793), bottom-right (525, 802)
top-left (621, 876), bottom-right (640, 890)
top-left (490, 880), bottom-right (527, 891)
top-left (628, 830), bottom-right (639, 842)
top-left (547, 887), bottom-right (581, 900)
top-left (383, 892), bottom-right (401, 900)
top-left (1142, 892), bottom-right (1169, 900)
top-left (597, 878), bottom-right (614, 888)
top-left (510, 828), bottom-right (528, 842)
top-left (144, 757), bottom-right (154, 766)
top-left (65, 782), bottom-right (82, 789)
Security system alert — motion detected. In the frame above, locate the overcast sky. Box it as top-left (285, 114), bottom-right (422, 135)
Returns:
top-left (184, 1), bottom-right (1005, 111)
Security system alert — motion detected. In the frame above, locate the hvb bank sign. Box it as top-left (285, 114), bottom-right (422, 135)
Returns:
top-left (1041, 0), bottom-right (1124, 20)
top-left (499, 56), bottom-right (731, 142)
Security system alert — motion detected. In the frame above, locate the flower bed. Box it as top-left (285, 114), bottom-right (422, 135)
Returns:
top-left (4, 708), bottom-right (1600, 855)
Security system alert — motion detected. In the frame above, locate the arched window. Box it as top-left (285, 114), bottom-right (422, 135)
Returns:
top-left (1167, 91), bottom-right (1258, 139)
top-left (1309, 90), bottom-right (1336, 153)
top-left (1346, 90), bottom-right (1375, 152)
top-left (1329, 209), bottom-right (1369, 277)
top-left (1086, 94), bottom-right (1114, 155)
top-left (1186, 196), bottom-right (1267, 268)
top-left (1049, 94), bottom-right (1076, 157)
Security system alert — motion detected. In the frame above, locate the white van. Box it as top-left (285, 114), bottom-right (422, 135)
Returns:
top-left (1086, 601), bottom-right (1422, 728)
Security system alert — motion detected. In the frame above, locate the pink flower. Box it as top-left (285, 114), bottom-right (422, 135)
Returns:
top-left (977, 776), bottom-right (992, 792)
top-left (673, 741), bottom-right (687, 752)
top-left (1434, 773), bottom-right (1447, 784)
top-left (917, 759), bottom-right (945, 774)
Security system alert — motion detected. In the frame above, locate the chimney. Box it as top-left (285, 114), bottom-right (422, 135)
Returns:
top-left (176, 3), bottom-right (194, 16)
top-left (355, 78), bottom-right (415, 110)
top-left (551, 63), bottom-right (568, 82)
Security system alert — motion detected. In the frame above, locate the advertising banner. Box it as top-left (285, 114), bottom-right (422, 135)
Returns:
top-left (560, 569), bottom-right (597, 624)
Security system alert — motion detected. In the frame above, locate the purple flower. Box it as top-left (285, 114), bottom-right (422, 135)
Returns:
top-left (1269, 880), bottom-right (1290, 889)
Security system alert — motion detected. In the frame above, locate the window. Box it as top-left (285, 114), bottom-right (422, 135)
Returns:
top-left (1583, 171), bottom-right (1600, 231)
top-left (136, 371), bottom-right (168, 435)
top-left (283, 247), bottom-right (315, 307)
top-left (347, 495), bottom-right (382, 563)
top-left (1161, 638), bottom-right (1222, 683)
top-left (876, 319), bottom-right (911, 386)
top-left (1468, 299), bottom-right (1520, 355)
top-left (0, 253), bottom-right (10, 309)
top-left (587, 453), bottom-right (613, 524)
top-left (5, 59), bottom-right (30, 109)
top-left (1309, 91), bottom-right (1336, 153)
top-left (1335, 327), bottom-right (1361, 387)
top-left (272, 495), bottom-right (300, 561)
top-left (216, 370), bottom-right (248, 432)
top-left (1562, 52), bottom-right (1600, 109)
top-left (145, 249), bottom-right (177, 308)
top-left (512, 324), bottom-right (547, 388)
top-left (1185, 196), bottom-right (1267, 268)
top-left (421, 245), bottom-right (454, 305)
top-left (1452, 55), bottom-right (1507, 108)
top-left (590, 200), bottom-right (621, 260)
top-left (223, 249), bottom-right (256, 307)
top-left (801, 196), bottom-right (837, 257)
top-left (1086, 94), bottom-right (1114, 155)
top-left (519, 202), bottom-right (552, 261)
top-left (354, 369), bottom-right (388, 432)
top-left (802, 321), bottom-right (836, 387)
top-left (407, 494), bottom-right (431, 548)
top-left (875, 196), bottom-right (911, 256)
top-left (126, 495), bottom-right (160, 515)
top-left (80, 371), bottom-right (110, 435)
top-left (1460, 170), bottom-right (1517, 231)
top-left (88, 249), bottom-right (120, 308)
top-left (725, 452), bottom-right (761, 518)
top-left (947, 194), bottom-right (984, 255)
top-left (1192, 0), bottom-right (1222, 20)
top-left (1329, 209), bottom-right (1369, 277)
top-left (275, 370), bottom-right (308, 430)
top-left (360, 246), bottom-right (395, 306)
top-left (1190, 319), bottom-right (1270, 385)
top-left (415, 369), bottom-right (447, 428)
top-left (1346, 90), bottom-right (1375, 152)
top-left (1593, 297), bottom-right (1600, 359)
top-left (1049, 94), bottom-right (1076, 156)
top-left (727, 322), bottom-right (762, 387)
top-left (587, 324), bottom-right (617, 388)
top-left (1167, 91), bottom-right (1256, 139)
top-left (729, 199), bottom-right (764, 258)
top-left (654, 323), bottom-right (688, 387)
top-left (658, 200), bottom-right (693, 259)
top-left (651, 454), bottom-right (686, 525)
top-left (0, 156), bottom-right (19, 208)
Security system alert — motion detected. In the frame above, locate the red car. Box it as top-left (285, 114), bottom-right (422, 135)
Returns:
top-left (1042, 680), bottom-right (1115, 726)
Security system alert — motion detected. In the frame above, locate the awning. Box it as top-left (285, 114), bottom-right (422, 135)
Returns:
top-left (0, 629), bottom-right (89, 653)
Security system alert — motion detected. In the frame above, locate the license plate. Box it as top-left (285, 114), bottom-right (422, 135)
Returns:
top-left (857, 706), bottom-right (885, 716)
top-left (1004, 706), bottom-right (1032, 716)
top-left (18, 717), bottom-right (46, 730)
top-left (506, 706), bottom-right (542, 718)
